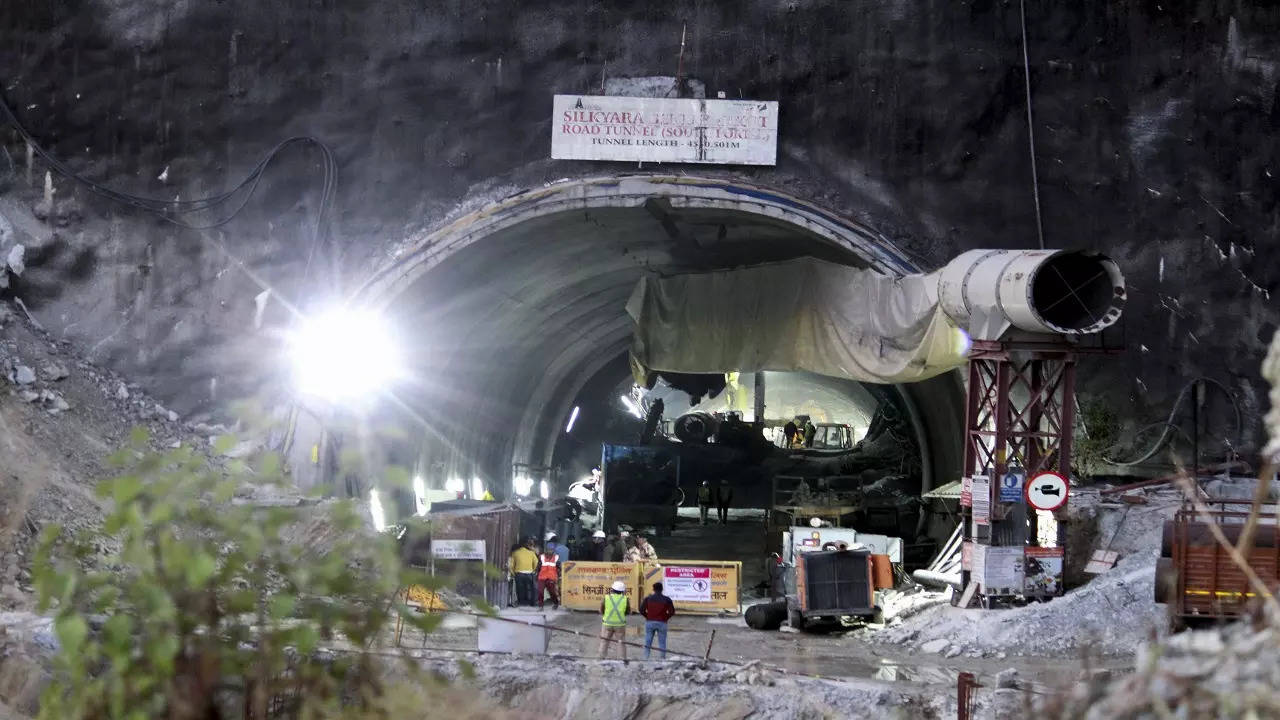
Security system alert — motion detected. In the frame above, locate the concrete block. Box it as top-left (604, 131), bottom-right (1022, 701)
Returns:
top-left (478, 611), bottom-right (550, 654)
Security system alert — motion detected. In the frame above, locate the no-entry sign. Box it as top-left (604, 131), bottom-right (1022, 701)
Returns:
top-left (662, 566), bottom-right (712, 602)
top-left (1026, 471), bottom-right (1069, 511)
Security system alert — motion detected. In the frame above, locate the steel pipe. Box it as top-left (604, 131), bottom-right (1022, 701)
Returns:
top-left (913, 569), bottom-right (963, 589)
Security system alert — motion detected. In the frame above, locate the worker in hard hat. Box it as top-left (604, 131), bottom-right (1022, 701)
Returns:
top-left (545, 531), bottom-right (571, 598)
top-left (588, 529), bottom-right (608, 561)
top-left (599, 580), bottom-right (630, 659)
top-left (536, 543), bottom-right (561, 610)
top-left (545, 531), bottom-right (571, 563)
top-left (697, 481), bottom-right (712, 525)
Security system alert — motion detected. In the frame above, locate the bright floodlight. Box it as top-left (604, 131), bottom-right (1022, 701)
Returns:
top-left (412, 475), bottom-right (428, 516)
top-left (565, 406), bottom-right (580, 433)
top-left (470, 477), bottom-right (485, 500)
top-left (620, 395), bottom-right (643, 419)
top-left (445, 477), bottom-right (464, 494)
top-left (539, 479), bottom-right (550, 499)
top-left (289, 307), bottom-right (401, 403)
top-left (513, 475), bottom-right (534, 496)
top-left (369, 489), bottom-right (388, 532)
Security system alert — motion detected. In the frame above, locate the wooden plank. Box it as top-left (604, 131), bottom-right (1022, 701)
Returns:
top-left (957, 581), bottom-right (978, 608)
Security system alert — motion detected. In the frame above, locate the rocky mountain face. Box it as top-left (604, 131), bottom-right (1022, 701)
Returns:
top-left (0, 1), bottom-right (1275, 457)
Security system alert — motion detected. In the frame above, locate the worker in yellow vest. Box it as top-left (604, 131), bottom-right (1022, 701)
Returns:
top-left (598, 580), bottom-right (630, 660)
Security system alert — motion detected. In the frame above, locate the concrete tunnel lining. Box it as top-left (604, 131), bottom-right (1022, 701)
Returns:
top-left (362, 174), bottom-right (963, 500)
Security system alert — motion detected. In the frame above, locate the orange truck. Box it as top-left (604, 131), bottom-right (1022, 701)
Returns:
top-left (1156, 500), bottom-right (1280, 630)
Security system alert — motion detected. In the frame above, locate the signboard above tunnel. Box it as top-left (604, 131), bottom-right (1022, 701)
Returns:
top-left (551, 95), bottom-right (778, 165)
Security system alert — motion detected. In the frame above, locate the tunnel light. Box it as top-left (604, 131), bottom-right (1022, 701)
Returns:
top-left (288, 306), bottom-right (402, 404)
top-left (565, 406), bottom-right (580, 433)
top-left (412, 475), bottom-right (428, 516)
top-left (369, 489), bottom-right (388, 532)
top-left (471, 477), bottom-right (485, 500)
top-left (445, 477), bottom-right (464, 494)
top-left (539, 480), bottom-right (550, 499)
top-left (513, 475), bottom-right (534, 496)
top-left (620, 395), bottom-right (643, 419)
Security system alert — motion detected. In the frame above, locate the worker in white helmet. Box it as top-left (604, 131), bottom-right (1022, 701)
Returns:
top-left (588, 529), bottom-right (608, 561)
top-left (599, 580), bottom-right (630, 659)
top-left (545, 531), bottom-right (571, 598)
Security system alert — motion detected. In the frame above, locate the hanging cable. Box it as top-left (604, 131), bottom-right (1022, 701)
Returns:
top-left (0, 91), bottom-right (336, 236)
top-left (1094, 377), bottom-right (1243, 467)
top-left (1018, 0), bottom-right (1046, 250)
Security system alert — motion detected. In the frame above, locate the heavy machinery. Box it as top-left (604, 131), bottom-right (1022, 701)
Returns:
top-left (1155, 497), bottom-right (1280, 630)
top-left (787, 548), bottom-right (883, 630)
top-left (746, 526), bottom-right (897, 632)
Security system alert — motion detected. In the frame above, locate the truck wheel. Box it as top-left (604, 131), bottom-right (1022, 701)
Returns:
top-left (1154, 557), bottom-right (1175, 604)
top-left (788, 609), bottom-right (805, 631)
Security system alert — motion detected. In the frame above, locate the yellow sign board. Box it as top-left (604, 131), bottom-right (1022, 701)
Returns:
top-left (560, 561), bottom-right (640, 611)
top-left (637, 560), bottom-right (741, 615)
top-left (405, 585), bottom-right (449, 611)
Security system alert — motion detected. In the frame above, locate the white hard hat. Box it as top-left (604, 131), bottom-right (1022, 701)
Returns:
top-left (619, 530), bottom-right (631, 538)
top-left (593, 530), bottom-right (606, 538)
top-left (611, 581), bottom-right (627, 592)
top-left (545, 531), bottom-right (557, 541)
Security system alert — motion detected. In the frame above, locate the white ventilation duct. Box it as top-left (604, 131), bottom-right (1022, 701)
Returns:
top-left (627, 249), bottom-right (1125, 385)
top-left (936, 249), bottom-right (1126, 340)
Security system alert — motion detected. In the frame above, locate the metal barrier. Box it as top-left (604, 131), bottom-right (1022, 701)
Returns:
top-left (552, 559), bottom-right (743, 615)
top-left (637, 560), bottom-right (742, 615)
top-left (560, 561), bottom-right (639, 611)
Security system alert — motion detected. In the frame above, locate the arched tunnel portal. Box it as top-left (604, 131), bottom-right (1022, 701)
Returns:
top-left (358, 175), bottom-right (965, 508)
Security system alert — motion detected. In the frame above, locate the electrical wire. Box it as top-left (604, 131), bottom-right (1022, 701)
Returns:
top-left (1018, 0), bottom-right (1046, 250)
top-left (1098, 377), bottom-right (1243, 467)
top-left (0, 91), bottom-right (336, 239)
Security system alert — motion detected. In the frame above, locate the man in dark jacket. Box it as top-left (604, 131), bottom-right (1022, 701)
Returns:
top-left (605, 533), bottom-right (626, 562)
top-left (588, 529), bottom-right (608, 561)
top-left (639, 582), bottom-right (676, 660)
top-left (697, 481), bottom-right (712, 525)
top-left (715, 480), bottom-right (733, 525)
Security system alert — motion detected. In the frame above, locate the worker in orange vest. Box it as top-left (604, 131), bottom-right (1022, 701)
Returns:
top-left (536, 544), bottom-right (561, 610)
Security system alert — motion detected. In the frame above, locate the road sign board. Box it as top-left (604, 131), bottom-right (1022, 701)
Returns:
top-left (971, 476), bottom-right (990, 524)
top-left (1026, 472), bottom-right (1069, 511)
top-left (999, 468), bottom-right (1025, 503)
top-left (551, 95), bottom-right (779, 165)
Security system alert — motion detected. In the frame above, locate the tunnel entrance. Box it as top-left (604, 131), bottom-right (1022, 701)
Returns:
top-left (360, 175), bottom-right (964, 519)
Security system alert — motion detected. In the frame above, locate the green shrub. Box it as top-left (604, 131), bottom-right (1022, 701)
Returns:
top-left (32, 427), bottom-right (447, 719)
top-left (1073, 398), bottom-right (1120, 481)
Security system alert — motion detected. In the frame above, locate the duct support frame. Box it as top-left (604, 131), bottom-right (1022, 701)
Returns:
top-left (957, 338), bottom-right (1122, 606)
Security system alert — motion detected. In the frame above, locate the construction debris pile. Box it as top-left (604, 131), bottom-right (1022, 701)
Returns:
top-left (0, 298), bottom-right (268, 613)
top-left (408, 654), bottom-right (946, 719)
top-left (874, 551), bottom-right (1163, 659)
top-left (1040, 607), bottom-right (1280, 718)
top-left (870, 486), bottom-right (1179, 659)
